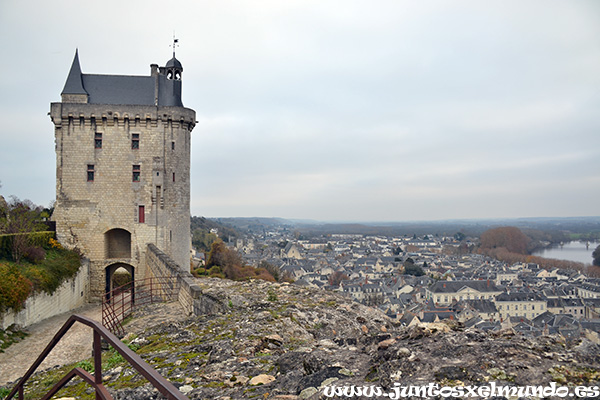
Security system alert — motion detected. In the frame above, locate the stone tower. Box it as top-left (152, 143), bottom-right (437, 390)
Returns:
top-left (50, 50), bottom-right (196, 301)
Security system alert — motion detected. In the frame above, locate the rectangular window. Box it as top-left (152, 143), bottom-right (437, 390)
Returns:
top-left (132, 133), bottom-right (140, 149)
top-left (87, 164), bottom-right (95, 181)
top-left (172, 172), bottom-right (175, 182)
top-left (132, 165), bottom-right (140, 182)
top-left (171, 141), bottom-right (175, 150)
top-left (138, 205), bottom-right (145, 223)
top-left (94, 133), bottom-right (102, 149)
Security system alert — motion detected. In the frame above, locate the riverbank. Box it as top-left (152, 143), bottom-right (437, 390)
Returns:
top-left (532, 241), bottom-right (598, 266)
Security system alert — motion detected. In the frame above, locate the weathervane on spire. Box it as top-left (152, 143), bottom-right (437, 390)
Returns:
top-left (171, 33), bottom-right (179, 57)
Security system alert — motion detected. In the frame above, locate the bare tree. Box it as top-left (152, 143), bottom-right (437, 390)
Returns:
top-left (1, 197), bottom-right (45, 263)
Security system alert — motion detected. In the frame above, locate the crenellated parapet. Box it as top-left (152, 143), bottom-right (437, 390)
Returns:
top-left (49, 104), bottom-right (196, 131)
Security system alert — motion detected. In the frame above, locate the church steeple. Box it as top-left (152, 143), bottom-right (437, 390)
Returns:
top-left (61, 49), bottom-right (88, 103)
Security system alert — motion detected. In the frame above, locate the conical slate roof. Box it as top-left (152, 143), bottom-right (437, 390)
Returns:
top-left (61, 50), bottom-right (88, 95)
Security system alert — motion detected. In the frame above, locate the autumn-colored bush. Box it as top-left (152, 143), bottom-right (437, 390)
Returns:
top-left (223, 264), bottom-right (275, 282)
top-left (0, 247), bottom-right (82, 313)
top-left (0, 263), bottom-right (32, 312)
top-left (204, 239), bottom-right (275, 282)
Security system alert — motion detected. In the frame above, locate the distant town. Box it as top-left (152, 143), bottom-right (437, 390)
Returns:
top-left (193, 218), bottom-right (600, 340)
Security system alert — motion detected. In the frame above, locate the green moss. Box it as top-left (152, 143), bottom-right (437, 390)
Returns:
top-left (548, 366), bottom-right (600, 385)
top-left (136, 335), bottom-right (172, 354)
top-left (0, 325), bottom-right (28, 352)
top-left (202, 381), bottom-right (226, 388)
top-left (267, 289), bottom-right (278, 302)
top-left (365, 366), bottom-right (378, 382)
top-left (105, 372), bottom-right (147, 389)
top-left (17, 363), bottom-right (77, 399)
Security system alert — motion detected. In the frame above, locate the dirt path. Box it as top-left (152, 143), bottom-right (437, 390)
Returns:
top-left (0, 301), bottom-right (187, 388)
top-left (0, 303), bottom-right (103, 387)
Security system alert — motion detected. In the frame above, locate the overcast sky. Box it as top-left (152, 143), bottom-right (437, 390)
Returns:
top-left (0, 0), bottom-right (599, 222)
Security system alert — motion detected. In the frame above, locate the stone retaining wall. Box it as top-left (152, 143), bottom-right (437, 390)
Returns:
top-left (0, 259), bottom-right (90, 330)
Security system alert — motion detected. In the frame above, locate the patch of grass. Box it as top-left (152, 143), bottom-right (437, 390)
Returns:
top-left (0, 325), bottom-right (28, 352)
top-left (0, 387), bottom-right (11, 399)
top-left (103, 347), bottom-right (126, 369)
top-left (75, 360), bottom-right (94, 373)
top-left (267, 289), bottom-right (278, 302)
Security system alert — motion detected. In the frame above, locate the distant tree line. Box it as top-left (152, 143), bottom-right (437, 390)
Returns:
top-left (192, 239), bottom-right (292, 283)
top-left (191, 216), bottom-right (243, 252)
top-left (478, 226), bottom-right (600, 277)
top-left (593, 245), bottom-right (600, 267)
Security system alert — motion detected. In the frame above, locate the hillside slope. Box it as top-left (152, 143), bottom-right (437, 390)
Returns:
top-left (8, 278), bottom-right (600, 399)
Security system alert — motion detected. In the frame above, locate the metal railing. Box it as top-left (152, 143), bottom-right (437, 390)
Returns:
top-left (5, 314), bottom-right (188, 400)
top-left (102, 276), bottom-right (178, 336)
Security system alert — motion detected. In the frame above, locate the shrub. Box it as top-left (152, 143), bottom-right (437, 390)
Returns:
top-left (113, 272), bottom-right (132, 288)
top-left (47, 237), bottom-right (63, 250)
top-left (0, 231), bottom-right (54, 261)
top-left (10, 248), bottom-right (83, 296)
top-left (22, 265), bottom-right (51, 292)
top-left (0, 263), bottom-right (32, 312)
top-left (208, 266), bottom-right (222, 276)
top-left (24, 245), bottom-right (46, 264)
top-left (29, 231), bottom-right (54, 249)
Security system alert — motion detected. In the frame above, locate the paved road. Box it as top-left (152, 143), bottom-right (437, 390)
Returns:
top-left (0, 303), bottom-right (103, 387)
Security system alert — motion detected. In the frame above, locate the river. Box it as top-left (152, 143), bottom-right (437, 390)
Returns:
top-left (532, 241), bottom-right (598, 265)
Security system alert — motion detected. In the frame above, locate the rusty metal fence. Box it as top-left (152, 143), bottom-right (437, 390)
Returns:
top-left (102, 276), bottom-right (178, 337)
top-left (5, 314), bottom-right (188, 400)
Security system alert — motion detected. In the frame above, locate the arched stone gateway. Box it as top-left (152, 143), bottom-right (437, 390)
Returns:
top-left (105, 263), bottom-right (135, 300)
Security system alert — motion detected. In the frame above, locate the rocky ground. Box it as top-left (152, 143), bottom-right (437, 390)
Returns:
top-left (3, 277), bottom-right (600, 399)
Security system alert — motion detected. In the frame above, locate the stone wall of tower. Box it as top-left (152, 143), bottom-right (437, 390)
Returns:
top-left (49, 103), bottom-right (195, 300)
